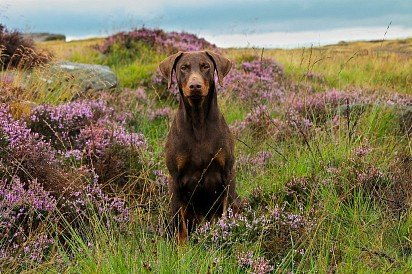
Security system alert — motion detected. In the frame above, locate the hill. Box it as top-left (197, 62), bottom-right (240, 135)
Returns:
top-left (1, 28), bottom-right (412, 272)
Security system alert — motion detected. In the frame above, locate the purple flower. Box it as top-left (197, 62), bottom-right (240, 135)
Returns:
top-left (147, 107), bottom-right (173, 121)
top-left (222, 58), bottom-right (285, 103)
top-left (237, 251), bottom-right (274, 274)
top-left (99, 27), bottom-right (217, 54)
top-left (28, 100), bottom-right (146, 158)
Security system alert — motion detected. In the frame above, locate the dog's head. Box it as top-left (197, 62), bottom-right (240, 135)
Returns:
top-left (159, 51), bottom-right (231, 105)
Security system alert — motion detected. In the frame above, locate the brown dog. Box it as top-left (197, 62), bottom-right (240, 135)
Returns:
top-left (159, 51), bottom-right (238, 243)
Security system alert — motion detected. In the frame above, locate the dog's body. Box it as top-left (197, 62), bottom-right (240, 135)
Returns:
top-left (159, 51), bottom-right (237, 242)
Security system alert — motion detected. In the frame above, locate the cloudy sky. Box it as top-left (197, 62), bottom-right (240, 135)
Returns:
top-left (1, 0), bottom-right (412, 47)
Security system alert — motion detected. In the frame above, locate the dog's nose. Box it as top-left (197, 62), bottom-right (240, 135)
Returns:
top-left (189, 83), bottom-right (202, 90)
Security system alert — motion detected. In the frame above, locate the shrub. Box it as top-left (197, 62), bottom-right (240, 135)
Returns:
top-left (28, 100), bottom-right (147, 189)
top-left (222, 58), bottom-right (285, 103)
top-left (237, 251), bottom-right (274, 274)
top-left (99, 27), bottom-right (217, 55)
top-left (0, 24), bottom-right (50, 69)
top-left (0, 103), bottom-right (59, 185)
top-left (0, 175), bottom-right (130, 267)
top-left (192, 205), bottom-right (311, 261)
top-left (0, 177), bottom-right (57, 265)
top-left (286, 89), bottom-right (364, 122)
top-left (0, 102), bottom-right (134, 266)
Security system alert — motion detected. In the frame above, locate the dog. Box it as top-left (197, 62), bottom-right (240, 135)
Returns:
top-left (159, 50), bottom-right (238, 243)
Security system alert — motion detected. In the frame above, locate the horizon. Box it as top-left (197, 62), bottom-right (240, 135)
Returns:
top-left (1, 0), bottom-right (412, 48)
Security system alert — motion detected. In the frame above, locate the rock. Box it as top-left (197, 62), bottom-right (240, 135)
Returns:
top-left (23, 33), bottom-right (66, 42)
top-left (51, 62), bottom-right (118, 91)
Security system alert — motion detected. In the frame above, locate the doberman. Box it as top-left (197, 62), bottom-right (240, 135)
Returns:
top-left (159, 51), bottom-right (238, 243)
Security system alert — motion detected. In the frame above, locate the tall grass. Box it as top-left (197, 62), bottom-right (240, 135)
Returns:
top-left (226, 38), bottom-right (412, 94)
top-left (1, 36), bottom-right (412, 273)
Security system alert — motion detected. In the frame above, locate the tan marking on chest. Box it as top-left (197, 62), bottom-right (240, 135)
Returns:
top-left (215, 149), bottom-right (226, 167)
top-left (176, 154), bottom-right (188, 171)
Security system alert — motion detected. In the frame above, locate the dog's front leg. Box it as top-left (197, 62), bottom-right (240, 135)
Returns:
top-left (169, 173), bottom-right (190, 244)
top-left (177, 207), bottom-right (188, 244)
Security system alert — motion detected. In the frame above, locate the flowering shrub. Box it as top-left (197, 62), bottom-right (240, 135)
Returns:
top-left (237, 151), bottom-right (273, 174)
top-left (0, 104), bottom-right (58, 180)
top-left (0, 100), bottom-right (138, 265)
top-left (147, 107), bottom-right (173, 121)
top-left (29, 100), bottom-right (122, 148)
top-left (0, 177), bottom-right (57, 265)
top-left (284, 177), bottom-right (312, 205)
top-left (305, 71), bottom-right (325, 83)
top-left (222, 58), bottom-right (285, 103)
top-left (286, 89), bottom-right (363, 122)
top-left (231, 105), bottom-right (278, 138)
top-left (0, 24), bottom-right (50, 69)
top-left (230, 105), bottom-right (308, 141)
top-left (0, 175), bottom-right (130, 266)
top-left (237, 251), bottom-right (274, 274)
top-left (192, 205), bottom-right (310, 261)
top-left (134, 87), bottom-right (148, 101)
top-left (99, 27), bottom-right (217, 55)
top-left (28, 100), bottom-right (146, 159)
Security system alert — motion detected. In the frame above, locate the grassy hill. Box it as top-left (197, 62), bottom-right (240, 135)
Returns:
top-left (39, 37), bottom-right (412, 94)
top-left (1, 30), bottom-right (412, 273)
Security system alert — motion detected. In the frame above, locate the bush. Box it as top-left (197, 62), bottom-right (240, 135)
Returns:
top-left (0, 24), bottom-right (50, 69)
top-left (28, 100), bottom-right (147, 189)
top-left (0, 102), bottom-right (134, 267)
top-left (192, 204), bottom-right (312, 262)
top-left (222, 58), bottom-right (285, 103)
top-left (99, 27), bottom-right (217, 55)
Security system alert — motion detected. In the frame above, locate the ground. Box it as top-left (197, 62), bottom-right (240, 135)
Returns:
top-left (1, 33), bottom-right (412, 273)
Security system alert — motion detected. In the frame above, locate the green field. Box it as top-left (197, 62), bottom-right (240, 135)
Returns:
top-left (2, 35), bottom-right (412, 273)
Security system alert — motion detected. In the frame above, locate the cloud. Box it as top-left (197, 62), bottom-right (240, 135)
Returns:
top-left (1, 0), bottom-right (411, 46)
top-left (3, 0), bottom-right (246, 17)
top-left (203, 26), bottom-right (412, 48)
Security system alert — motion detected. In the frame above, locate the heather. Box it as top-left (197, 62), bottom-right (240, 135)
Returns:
top-left (0, 24), bottom-right (50, 69)
top-left (0, 101), bottom-right (140, 267)
top-left (99, 27), bottom-right (217, 55)
top-left (1, 28), bottom-right (412, 272)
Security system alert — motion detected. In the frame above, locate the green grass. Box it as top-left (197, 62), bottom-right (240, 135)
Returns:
top-left (226, 38), bottom-right (412, 94)
top-left (61, 40), bottom-right (166, 89)
top-left (4, 37), bottom-right (412, 273)
top-left (49, 216), bottom-right (241, 273)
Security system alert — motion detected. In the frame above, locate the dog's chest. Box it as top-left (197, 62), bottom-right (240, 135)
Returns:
top-left (184, 138), bottom-right (226, 170)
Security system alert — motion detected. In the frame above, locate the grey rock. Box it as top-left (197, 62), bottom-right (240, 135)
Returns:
top-left (51, 62), bottom-right (118, 91)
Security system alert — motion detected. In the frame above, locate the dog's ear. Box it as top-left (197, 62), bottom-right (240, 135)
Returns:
top-left (205, 51), bottom-right (232, 86)
top-left (159, 51), bottom-right (183, 89)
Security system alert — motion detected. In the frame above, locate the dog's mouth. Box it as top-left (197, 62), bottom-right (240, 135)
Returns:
top-left (188, 95), bottom-right (204, 101)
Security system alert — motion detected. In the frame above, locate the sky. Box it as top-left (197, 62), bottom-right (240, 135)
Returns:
top-left (1, 0), bottom-right (412, 48)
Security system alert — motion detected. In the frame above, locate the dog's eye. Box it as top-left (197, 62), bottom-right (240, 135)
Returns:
top-left (201, 63), bottom-right (210, 69)
top-left (180, 65), bottom-right (189, 71)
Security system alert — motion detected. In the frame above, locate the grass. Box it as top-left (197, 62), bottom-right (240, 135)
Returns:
top-left (40, 37), bottom-right (412, 94)
top-left (2, 36), bottom-right (412, 272)
top-left (47, 216), bottom-right (241, 273)
top-left (39, 39), bottom-right (166, 88)
top-left (226, 38), bottom-right (412, 94)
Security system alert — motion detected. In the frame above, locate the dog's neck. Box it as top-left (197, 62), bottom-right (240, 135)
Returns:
top-left (178, 83), bottom-right (219, 141)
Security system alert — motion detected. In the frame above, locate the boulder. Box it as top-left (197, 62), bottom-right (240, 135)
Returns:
top-left (51, 62), bottom-right (118, 91)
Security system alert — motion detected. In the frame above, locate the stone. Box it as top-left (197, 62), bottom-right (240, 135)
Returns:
top-left (51, 62), bottom-right (118, 91)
